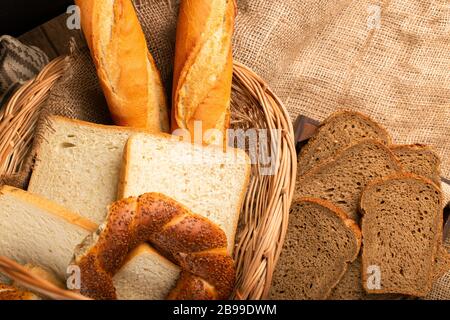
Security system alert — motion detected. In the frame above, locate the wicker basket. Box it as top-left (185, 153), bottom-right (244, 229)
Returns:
top-left (0, 58), bottom-right (296, 300)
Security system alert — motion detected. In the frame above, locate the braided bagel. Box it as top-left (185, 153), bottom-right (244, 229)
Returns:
top-left (0, 284), bottom-right (40, 300)
top-left (73, 193), bottom-right (235, 300)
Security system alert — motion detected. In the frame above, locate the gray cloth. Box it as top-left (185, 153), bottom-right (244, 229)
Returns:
top-left (0, 35), bottom-right (49, 105)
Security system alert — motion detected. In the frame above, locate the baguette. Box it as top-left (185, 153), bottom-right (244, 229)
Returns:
top-left (75, 0), bottom-right (169, 131)
top-left (172, 0), bottom-right (236, 145)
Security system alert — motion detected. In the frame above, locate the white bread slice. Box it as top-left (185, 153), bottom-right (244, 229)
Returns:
top-left (113, 245), bottom-right (179, 300)
top-left (119, 133), bottom-right (251, 252)
top-left (0, 186), bottom-right (179, 299)
top-left (0, 185), bottom-right (97, 279)
top-left (28, 116), bottom-right (145, 224)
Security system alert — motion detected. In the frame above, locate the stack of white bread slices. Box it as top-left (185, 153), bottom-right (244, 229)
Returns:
top-left (0, 116), bottom-right (250, 299)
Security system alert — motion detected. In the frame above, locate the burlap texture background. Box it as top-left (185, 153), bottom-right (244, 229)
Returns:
top-left (1, 0), bottom-right (449, 299)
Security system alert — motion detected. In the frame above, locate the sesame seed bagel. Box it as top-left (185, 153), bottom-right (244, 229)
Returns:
top-left (0, 284), bottom-right (40, 300)
top-left (73, 193), bottom-right (235, 300)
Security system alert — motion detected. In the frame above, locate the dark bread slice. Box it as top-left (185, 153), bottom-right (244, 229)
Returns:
top-left (391, 144), bottom-right (446, 282)
top-left (392, 144), bottom-right (449, 297)
top-left (329, 252), bottom-right (450, 300)
top-left (269, 198), bottom-right (361, 300)
top-left (432, 245), bottom-right (450, 282)
top-left (391, 144), bottom-right (441, 187)
top-left (297, 111), bottom-right (391, 176)
top-left (360, 173), bottom-right (443, 297)
top-left (296, 140), bottom-right (402, 221)
top-left (425, 245), bottom-right (450, 300)
top-left (328, 258), bottom-right (366, 300)
top-left (328, 257), bottom-right (402, 300)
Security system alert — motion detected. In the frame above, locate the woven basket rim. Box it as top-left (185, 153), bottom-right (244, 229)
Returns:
top-left (0, 57), bottom-right (297, 300)
top-left (0, 57), bottom-right (67, 180)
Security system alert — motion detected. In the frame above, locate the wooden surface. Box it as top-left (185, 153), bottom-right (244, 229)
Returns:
top-left (0, 0), bottom-right (73, 37)
top-left (18, 13), bottom-right (86, 60)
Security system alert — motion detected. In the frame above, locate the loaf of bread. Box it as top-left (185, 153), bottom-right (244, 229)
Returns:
top-left (29, 116), bottom-right (251, 240)
top-left (172, 0), bottom-right (236, 145)
top-left (75, 0), bottom-right (169, 131)
top-left (0, 186), bottom-right (180, 299)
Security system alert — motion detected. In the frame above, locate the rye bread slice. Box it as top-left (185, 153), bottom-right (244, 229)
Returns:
top-left (269, 198), bottom-right (361, 300)
top-left (328, 257), bottom-right (402, 300)
top-left (391, 144), bottom-right (441, 187)
top-left (360, 174), bottom-right (443, 297)
top-left (330, 250), bottom-right (450, 300)
top-left (328, 257), bottom-right (366, 300)
top-left (425, 245), bottom-right (450, 300)
top-left (432, 245), bottom-right (450, 282)
top-left (297, 111), bottom-right (391, 176)
top-left (295, 140), bottom-right (402, 221)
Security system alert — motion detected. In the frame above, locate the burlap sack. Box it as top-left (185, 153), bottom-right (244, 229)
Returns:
top-left (1, 0), bottom-right (450, 299)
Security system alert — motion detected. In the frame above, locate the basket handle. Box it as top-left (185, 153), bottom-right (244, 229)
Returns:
top-left (0, 256), bottom-right (90, 300)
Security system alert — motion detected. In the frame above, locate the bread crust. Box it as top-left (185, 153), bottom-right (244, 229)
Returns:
top-left (0, 185), bottom-right (97, 232)
top-left (296, 197), bottom-right (362, 258)
top-left (297, 110), bottom-right (393, 176)
top-left (298, 138), bottom-right (403, 180)
top-left (172, 0), bottom-right (237, 145)
top-left (272, 197), bottom-right (362, 299)
top-left (391, 143), bottom-right (438, 152)
top-left (0, 284), bottom-right (39, 300)
top-left (359, 172), bottom-right (443, 215)
top-left (390, 144), bottom-right (442, 185)
top-left (75, 0), bottom-right (169, 131)
top-left (74, 193), bottom-right (236, 300)
top-left (45, 116), bottom-right (178, 140)
top-left (359, 172), bottom-right (443, 296)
